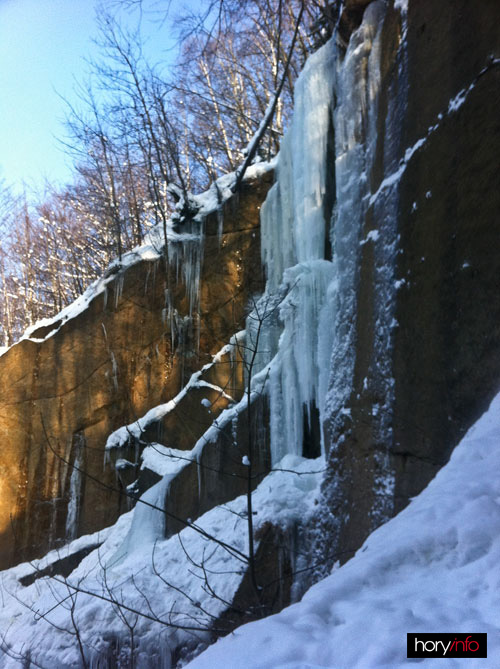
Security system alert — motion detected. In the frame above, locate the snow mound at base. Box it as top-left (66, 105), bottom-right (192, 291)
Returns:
top-left (188, 392), bottom-right (500, 668)
top-left (0, 455), bottom-right (323, 668)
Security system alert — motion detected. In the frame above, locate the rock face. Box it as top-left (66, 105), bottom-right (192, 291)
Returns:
top-left (315, 0), bottom-right (500, 569)
top-left (0, 171), bottom-right (273, 570)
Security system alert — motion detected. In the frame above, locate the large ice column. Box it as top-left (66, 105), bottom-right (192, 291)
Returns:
top-left (260, 40), bottom-right (336, 291)
top-left (258, 1), bottom-right (401, 470)
top-left (255, 39), bottom-right (337, 464)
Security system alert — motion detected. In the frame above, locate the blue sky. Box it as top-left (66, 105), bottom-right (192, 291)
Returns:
top-left (0, 0), bottom-right (189, 194)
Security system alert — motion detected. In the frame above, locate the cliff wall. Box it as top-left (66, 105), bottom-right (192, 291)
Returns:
top-left (0, 171), bottom-right (273, 569)
top-left (315, 0), bottom-right (500, 568)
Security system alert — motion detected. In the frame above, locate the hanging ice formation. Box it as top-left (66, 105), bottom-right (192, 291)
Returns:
top-left (256, 0), bottom-right (402, 476)
top-left (65, 433), bottom-right (85, 541)
top-left (168, 233), bottom-right (204, 320)
top-left (251, 33), bottom-right (337, 464)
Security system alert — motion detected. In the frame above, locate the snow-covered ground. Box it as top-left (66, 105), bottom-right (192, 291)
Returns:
top-left (188, 391), bottom-right (500, 668)
top-left (3, 389), bottom-right (498, 669)
top-left (0, 455), bottom-right (323, 668)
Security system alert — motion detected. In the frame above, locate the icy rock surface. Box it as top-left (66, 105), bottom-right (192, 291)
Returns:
top-left (324, 1), bottom-right (391, 439)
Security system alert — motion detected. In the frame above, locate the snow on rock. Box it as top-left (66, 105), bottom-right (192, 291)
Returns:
top-left (105, 334), bottom-right (244, 453)
top-left (360, 229), bottom-right (381, 245)
top-left (140, 443), bottom-right (191, 478)
top-left (108, 362), bottom-right (273, 569)
top-left (19, 241), bottom-right (163, 346)
top-left (115, 457), bottom-right (134, 470)
top-left (5, 159), bottom-right (273, 355)
top-left (188, 391), bottom-right (500, 668)
top-left (2, 518), bottom-right (123, 587)
top-left (192, 159), bottom-right (276, 220)
top-left (195, 380), bottom-right (235, 402)
top-left (0, 455), bottom-right (323, 668)
top-left (393, 0), bottom-right (408, 12)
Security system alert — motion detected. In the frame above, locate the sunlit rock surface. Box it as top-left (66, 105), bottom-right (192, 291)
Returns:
top-left (0, 170), bottom-right (273, 569)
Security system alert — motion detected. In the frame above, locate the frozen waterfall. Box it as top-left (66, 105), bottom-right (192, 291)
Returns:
top-left (257, 0), bottom-right (401, 475)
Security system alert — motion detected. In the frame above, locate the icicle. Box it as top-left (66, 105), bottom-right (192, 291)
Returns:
top-left (231, 414), bottom-right (238, 447)
top-left (103, 447), bottom-right (110, 470)
top-left (46, 500), bottom-right (55, 547)
top-left (65, 434), bottom-right (84, 541)
top-left (196, 451), bottom-right (202, 500)
top-left (229, 333), bottom-right (237, 372)
top-left (110, 351), bottom-right (119, 391)
top-left (183, 237), bottom-right (204, 318)
top-left (166, 227), bottom-right (205, 354)
top-left (144, 264), bottom-right (151, 294)
top-left (216, 205), bottom-right (224, 244)
top-left (114, 273), bottom-right (124, 309)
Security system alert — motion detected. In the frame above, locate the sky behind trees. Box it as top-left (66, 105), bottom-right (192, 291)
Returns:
top-left (0, 0), bottom-right (307, 346)
top-left (0, 0), bottom-right (188, 193)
